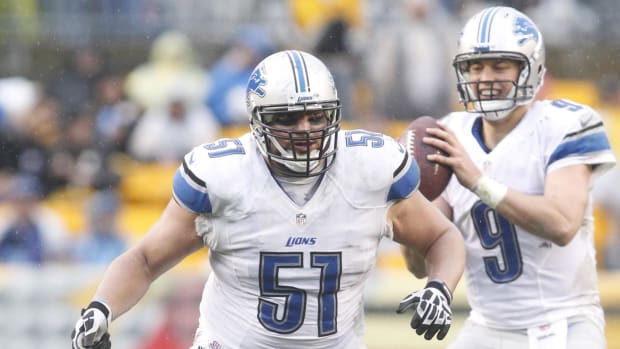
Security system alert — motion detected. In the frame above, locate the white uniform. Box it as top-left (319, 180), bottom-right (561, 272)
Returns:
top-left (441, 100), bottom-right (615, 346)
top-left (172, 131), bottom-right (419, 349)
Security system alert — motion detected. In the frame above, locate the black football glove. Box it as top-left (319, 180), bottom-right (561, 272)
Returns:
top-left (396, 280), bottom-right (453, 340)
top-left (71, 301), bottom-right (112, 349)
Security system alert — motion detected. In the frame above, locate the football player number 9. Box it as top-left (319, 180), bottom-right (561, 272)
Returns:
top-left (258, 252), bottom-right (342, 336)
top-left (471, 202), bottom-right (523, 283)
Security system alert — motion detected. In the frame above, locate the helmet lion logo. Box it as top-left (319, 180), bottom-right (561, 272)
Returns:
top-left (248, 68), bottom-right (267, 97)
top-left (514, 16), bottom-right (539, 46)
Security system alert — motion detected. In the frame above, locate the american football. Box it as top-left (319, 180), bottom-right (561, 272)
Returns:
top-left (399, 116), bottom-right (453, 201)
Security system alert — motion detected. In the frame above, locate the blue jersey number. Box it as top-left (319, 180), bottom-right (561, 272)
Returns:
top-left (471, 201), bottom-right (523, 283)
top-left (205, 139), bottom-right (245, 157)
top-left (258, 252), bottom-right (341, 336)
top-left (551, 99), bottom-right (583, 112)
top-left (344, 130), bottom-right (384, 148)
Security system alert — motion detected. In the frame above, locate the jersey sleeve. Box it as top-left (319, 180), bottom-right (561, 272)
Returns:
top-left (383, 135), bottom-right (420, 202)
top-left (387, 145), bottom-right (420, 202)
top-left (172, 145), bottom-right (213, 214)
top-left (338, 130), bottom-right (420, 205)
top-left (545, 100), bottom-right (616, 177)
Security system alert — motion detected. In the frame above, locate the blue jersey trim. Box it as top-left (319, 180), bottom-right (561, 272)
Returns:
top-left (471, 116), bottom-right (491, 153)
top-left (172, 169), bottom-right (212, 213)
top-left (387, 160), bottom-right (420, 202)
top-left (547, 131), bottom-right (611, 167)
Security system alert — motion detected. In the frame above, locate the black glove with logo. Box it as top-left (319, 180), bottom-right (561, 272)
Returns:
top-left (71, 301), bottom-right (112, 349)
top-left (396, 280), bottom-right (453, 340)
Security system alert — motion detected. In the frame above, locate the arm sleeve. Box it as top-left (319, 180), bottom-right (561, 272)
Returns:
top-left (172, 148), bottom-right (213, 214)
top-left (546, 106), bottom-right (616, 178)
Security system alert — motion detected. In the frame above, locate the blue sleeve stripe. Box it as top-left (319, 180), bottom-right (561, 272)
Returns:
top-left (173, 169), bottom-right (212, 213)
top-left (387, 158), bottom-right (420, 202)
top-left (548, 131), bottom-right (612, 167)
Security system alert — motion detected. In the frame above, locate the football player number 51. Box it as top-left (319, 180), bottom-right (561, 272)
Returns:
top-left (258, 252), bottom-right (342, 336)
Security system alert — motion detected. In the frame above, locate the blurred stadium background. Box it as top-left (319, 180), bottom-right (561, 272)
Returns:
top-left (1, 0), bottom-right (619, 348)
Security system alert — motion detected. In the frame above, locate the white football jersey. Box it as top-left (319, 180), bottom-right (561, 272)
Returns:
top-left (172, 130), bottom-right (419, 349)
top-left (441, 99), bottom-right (616, 330)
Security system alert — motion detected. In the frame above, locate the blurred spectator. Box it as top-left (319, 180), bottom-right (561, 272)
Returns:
top-left (47, 46), bottom-right (105, 116)
top-left (593, 167), bottom-right (620, 270)
top-left (592, 75), bottom-right (620, 270)
top-left (205, 25), bottom-right (275, 125)
top-left (53, 106), bottom-right (107, 189)
top-left (289, 0), bottom-right (363, 43)
top-left (597, 75), bottom-right (620, 155)
top-left (127, 94), bottom-right (220, 163)
top-left (363, 0), bottom-right (457, 121)
top-left (138, 275), bottom-right (204, 349)
top-left (72, 189), bottom-right (127, 265)
top-left (528, 0), bottom-right (598, 48)
top-left (124, 30), bottom-right (208, 111)
top-left (93, 72), bottom-right (140, 154)
top-left (288, 0), bottom-right (365, 123)
top-left (498, 0), bottom-right (540, 11)
top-left (0, 76), bottom-right (40, 130)
top-left (0, 78), bottom-right (41, 187)
top-left (12, 98), bottom-right (120, 193)
top-left (1, 95), bottom-right (69, 195)
top-left (0, 174), bottom-right (70, 264)
top-left (314, 19), bottom-right (358, 122)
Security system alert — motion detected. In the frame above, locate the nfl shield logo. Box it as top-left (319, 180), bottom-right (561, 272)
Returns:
top-left (296, 213), bottom-right (306, 225)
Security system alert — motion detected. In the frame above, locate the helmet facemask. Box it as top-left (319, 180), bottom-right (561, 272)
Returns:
top-left (251, 101), bottom-right (341, 177)
top-left (454, 52), bottom-right (534, 121)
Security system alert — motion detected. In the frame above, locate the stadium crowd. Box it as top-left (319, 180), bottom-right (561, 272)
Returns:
top-left (1, 0), bottom-right (619, 269)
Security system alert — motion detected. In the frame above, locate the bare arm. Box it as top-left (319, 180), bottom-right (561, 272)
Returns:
top-left (389, 191), bottom-right (465, 292)
top-left (400, 196), bottom-right (454, 278)
top-left (93, 198), bottom-right (204, 320)
top-left (493, 164), bottom-right (590, 245)
top-left (426, 123), bottom-right (591, 246)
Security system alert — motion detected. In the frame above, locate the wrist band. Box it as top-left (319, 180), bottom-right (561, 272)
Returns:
top-left (471, 175), bottom-right (508, 209)
top-left (86, 300), bottom-right (112, 323)
top-left (426, 280), bottom-right (453, 305)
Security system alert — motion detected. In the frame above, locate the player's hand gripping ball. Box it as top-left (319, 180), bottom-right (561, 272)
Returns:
top-left (399, 116), bottom-right (452, 201)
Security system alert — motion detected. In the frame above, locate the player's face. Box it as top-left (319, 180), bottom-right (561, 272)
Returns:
top-left (265, 110), bottom-right (330, 154)
top-left (467, 59), bottom-right (521, 100)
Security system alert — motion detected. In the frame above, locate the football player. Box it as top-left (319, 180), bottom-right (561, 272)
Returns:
top-left (402, 6), bottom-right (616, 349)
top-left (71, 50), bottom-right (465, 349)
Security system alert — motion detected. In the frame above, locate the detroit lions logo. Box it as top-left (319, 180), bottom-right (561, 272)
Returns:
top-left (247, 67), bottom-right (267, 97)
top-left (513, 16), bottom-right (539, 46)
